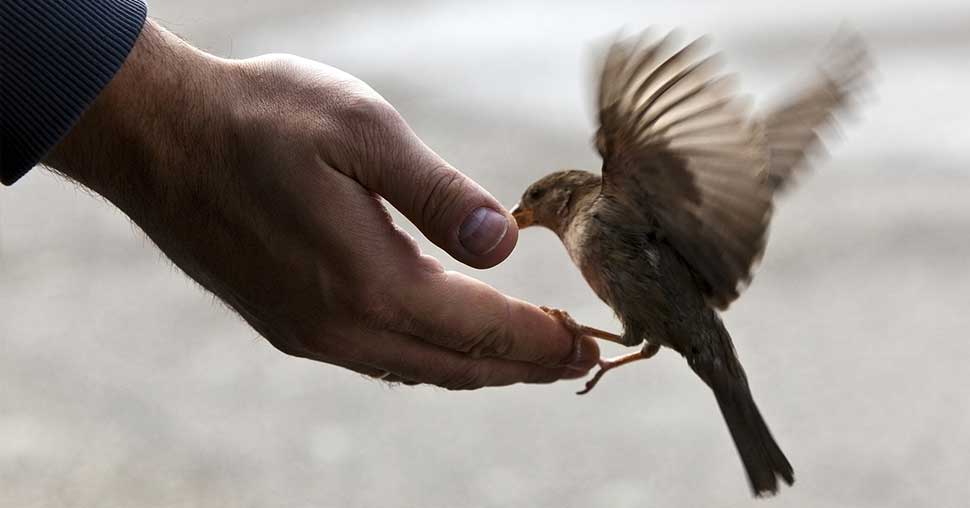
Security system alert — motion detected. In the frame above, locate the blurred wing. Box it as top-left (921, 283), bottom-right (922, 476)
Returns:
top-left (762, 31), bottom-right (870, 192)
top-left (596, 30), bottom-right (772, 309)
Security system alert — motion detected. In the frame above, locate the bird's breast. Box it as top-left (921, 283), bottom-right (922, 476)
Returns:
top-left (561, 214), bottom-right (617, 308)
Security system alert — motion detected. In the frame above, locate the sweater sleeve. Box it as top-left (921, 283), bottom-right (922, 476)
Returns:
top-left (0, 0), bottom-right (148, 185)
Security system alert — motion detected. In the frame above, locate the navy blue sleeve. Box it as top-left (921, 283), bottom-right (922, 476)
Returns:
top-left (0, 0), bottom-right (148, 185)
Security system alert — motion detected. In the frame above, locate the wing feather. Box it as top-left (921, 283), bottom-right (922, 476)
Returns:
top-left (595, 29), bottom-right (866, 308)
top-left (762, 32), bottom-right (870, 192)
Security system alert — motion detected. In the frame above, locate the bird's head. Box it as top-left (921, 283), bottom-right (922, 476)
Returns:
top-left (511, 169), bottom-right (600, 234)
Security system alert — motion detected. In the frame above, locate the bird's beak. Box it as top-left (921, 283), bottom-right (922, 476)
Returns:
top-left (510, 203), bottom-right (535, 228)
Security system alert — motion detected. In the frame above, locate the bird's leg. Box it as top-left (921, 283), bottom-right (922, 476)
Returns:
top-left (539, 306), bottom-right (659, 394)
top-left (577, 343), bottom-right (661, 395)
top-left (539, 306), bottom-right (626, 346)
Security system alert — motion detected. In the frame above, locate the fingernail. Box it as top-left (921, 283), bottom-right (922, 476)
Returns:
top-left (459, 207), bottom-right (509, 256)
top-left (567, 338), bottom-right (598, 371)
top-left (566, 339), bottom-right (586, 370)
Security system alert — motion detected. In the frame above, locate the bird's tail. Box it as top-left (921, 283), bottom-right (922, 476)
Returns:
top-left (688, 321), bottom-right (794, 496)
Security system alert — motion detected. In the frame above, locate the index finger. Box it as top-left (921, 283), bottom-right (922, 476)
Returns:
top-left (390, 269), bottom-right (600, 369)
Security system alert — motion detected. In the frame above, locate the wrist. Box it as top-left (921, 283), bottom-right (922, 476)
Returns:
top-left (45, 20), bottom-right (237, 216)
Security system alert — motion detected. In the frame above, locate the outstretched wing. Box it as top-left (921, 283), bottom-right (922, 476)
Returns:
top-left (762, 32), bottom-right (869, 192)
top-left (596, 30), bottom-right (772, 309)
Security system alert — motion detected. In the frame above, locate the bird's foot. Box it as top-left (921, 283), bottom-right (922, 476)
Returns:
top-left (540, 306), bottom-right (580, 332)
top-left (577, 343), bottom-right (661, 395)
top-left (539, 306), bottom-right (625, 346)
top-left (540, 306), bottom-right (587, 368)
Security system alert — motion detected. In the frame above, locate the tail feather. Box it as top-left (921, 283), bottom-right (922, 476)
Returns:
top-left (688, 319), bottom-right (794, 496)
top-left (710, 371), bottom-right (794, 496)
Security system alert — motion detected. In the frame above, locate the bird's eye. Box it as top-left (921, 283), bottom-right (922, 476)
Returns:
top-left (528, 188), bottom-right (545, 200)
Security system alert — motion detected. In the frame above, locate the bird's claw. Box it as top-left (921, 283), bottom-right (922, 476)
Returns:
top-left (540, 306), bottom-right (586, 367)
top-left (577, 361), bottom-right (610, 395)
top-left (540, 306), bottom-right (583, 335)
top-left (576, 344), bottom-right (661, 396)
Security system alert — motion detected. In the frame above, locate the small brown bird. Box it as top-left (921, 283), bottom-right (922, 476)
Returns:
top-left (511, 29), bottom-right (867, 496)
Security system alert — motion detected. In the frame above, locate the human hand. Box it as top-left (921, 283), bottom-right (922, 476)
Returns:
top-left (44, 21), bottom-right (600, 388)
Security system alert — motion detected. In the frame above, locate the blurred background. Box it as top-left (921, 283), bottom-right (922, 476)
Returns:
top-left (2, 0), bottom-right (969, 506)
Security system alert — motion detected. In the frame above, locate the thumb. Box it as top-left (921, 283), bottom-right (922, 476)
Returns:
top-left (335, 97), bottom-right (518, 268)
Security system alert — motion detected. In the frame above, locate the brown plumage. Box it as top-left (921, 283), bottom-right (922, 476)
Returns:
top-left (511, 29), bottom-right (867, 496)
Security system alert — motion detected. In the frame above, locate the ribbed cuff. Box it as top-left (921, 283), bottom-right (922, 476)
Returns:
top-left (0, 0), bottom-right (148, 185)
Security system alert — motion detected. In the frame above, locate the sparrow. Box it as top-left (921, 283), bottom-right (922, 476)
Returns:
top-left (511, 29), bottom-right (867, 496)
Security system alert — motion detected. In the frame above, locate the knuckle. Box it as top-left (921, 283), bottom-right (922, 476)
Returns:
top-left (267, 337), bottom-right (305, 358)
top-left (269, 327), bottom-right (341, 362)
top-left (328, 91), bottom-right (406, 182)
top-left (460, 317), bottom-right (513, 360)
top-left (465, 298), bottom-right (515, 359)
top-left (416, 166), bottom-right (468, 236)
top-left (333, 92), bottom-right (402, 135)
top-left (419, 291), bottom-right (514, 359)
top-left (266, 332), bottom-right (315, 359)
top-left (438, 363), bottom-right (489, 391)
top-left (239, 307), bottom-right (315, 359)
